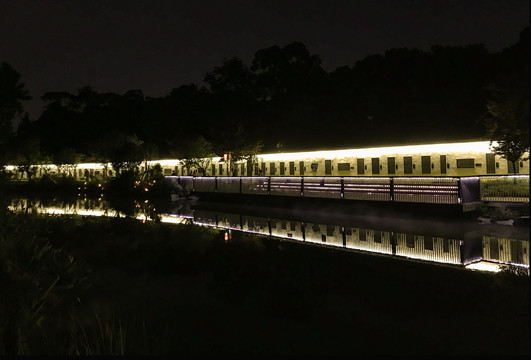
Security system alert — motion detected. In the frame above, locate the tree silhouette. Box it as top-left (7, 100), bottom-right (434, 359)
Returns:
top-left (174, 136), bottom-right (216, 176)
top-left (8, 27), bottom-right (528, 165)
top-left (1, 63), bottom-right (31, 170)
top-left (485, 27), bottom-right (529, 173)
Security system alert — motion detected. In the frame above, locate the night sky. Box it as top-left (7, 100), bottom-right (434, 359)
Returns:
top-left (1, 0), bottom-right (529, 120)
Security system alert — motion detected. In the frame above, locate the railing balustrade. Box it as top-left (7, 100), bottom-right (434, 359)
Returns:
top-left (480, 175), bottom-right (529, 203)
top-left (166, 175), bottom-right (479, 204)
top-left (164, 175), bottom-right (530, 204)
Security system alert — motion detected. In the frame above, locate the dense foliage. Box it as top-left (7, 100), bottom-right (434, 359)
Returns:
top-left (1, 27), bottom-right (529, 169)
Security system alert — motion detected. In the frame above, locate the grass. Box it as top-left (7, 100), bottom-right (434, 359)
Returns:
top-left (480, 176), bottom-right (530, 200)
top-left (68, 307), bottom-right (126, 356)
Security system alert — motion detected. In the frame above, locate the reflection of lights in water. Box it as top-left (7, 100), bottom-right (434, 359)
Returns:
top-left (193, 221), bottom-right (218, 228)
top-left (160, 216), bottom-right (188, 224)
top-left (465, 261), bottom-right (502, 273)
top-left (7, 200), bottom-right (529, 275)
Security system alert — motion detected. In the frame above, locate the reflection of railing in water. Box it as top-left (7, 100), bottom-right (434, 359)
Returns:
top-left (481, 236), bottom-right (530, 267)
top-left (6, 198), bottom-right (529, 274)
top-left (395, 234), bottom-right (462, 264)
top-left (166, 175), bottom-right (469, 204)
top-left (190, 207), bottom-right (529, 273)
top-left (195, 209), bottom-right (464, 265)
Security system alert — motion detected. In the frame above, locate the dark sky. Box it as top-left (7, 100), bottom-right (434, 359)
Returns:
top-left (1, 0), bottom-right (529, 120)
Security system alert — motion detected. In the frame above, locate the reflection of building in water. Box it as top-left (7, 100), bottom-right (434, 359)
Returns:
top-left (216, 213), bottom-right (241, 231)
top-left (6, 198), bottom-right (529, 274)
top-left (345, 228), bottom-right (393, 255)
top-left (395, 234), bottom-right (462, 265)
top-left (190, 209), bottom-right (528, 272)
top-left (192, 210), bottom-right (530, 274)
top-left (9, 198), bottom-right (113, 216)
top-left (270, 219), bottom-right (304, 241)
top-left (243, 216), bottom-right (272, 237)
top-left (481, 236), bottom-right (529, 268)
top-left (305, 223), bottom-right (343, 247)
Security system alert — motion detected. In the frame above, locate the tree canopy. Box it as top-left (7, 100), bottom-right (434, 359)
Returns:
top-left (2, 27), bottom-right (529, 169)
top-left (485, 27), bottom-right (530, 173)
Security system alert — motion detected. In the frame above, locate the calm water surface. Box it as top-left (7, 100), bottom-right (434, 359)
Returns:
top-left (8, 197), bottom-right (530, 275)
top-left (2, 196), bottom-right (530, 355)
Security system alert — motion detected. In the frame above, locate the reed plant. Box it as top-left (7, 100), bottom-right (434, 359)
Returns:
top-left (0, 209), bottom-right (90, 355)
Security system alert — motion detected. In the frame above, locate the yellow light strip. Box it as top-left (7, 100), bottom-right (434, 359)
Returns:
top-left (5, 140), bottom-right (531, 170)
top-left (147, 159), bottom-right (182, 166)
top-left (75, 163), bottom-right (106, 169)
top-left (257, 141), bottom-right (498, 162)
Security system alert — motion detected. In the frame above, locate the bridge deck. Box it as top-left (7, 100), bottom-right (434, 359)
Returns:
top-left (165, 175), bottom-right (486, 206)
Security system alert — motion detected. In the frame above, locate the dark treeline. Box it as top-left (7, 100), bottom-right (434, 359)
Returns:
top-left (1, 27), bottom-right (529, 168)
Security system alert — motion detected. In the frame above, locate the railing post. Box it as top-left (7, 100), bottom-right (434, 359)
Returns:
top-left (340, 177), bottom-right (345, 199)
top-left (239, 177), bottom-right (242, 194)
top-left (267, 177), bottom-right (271, 195)
top-left (215, 176), bottom-right (218, 192)
top-left (301, 176), bottom-right (304, 197)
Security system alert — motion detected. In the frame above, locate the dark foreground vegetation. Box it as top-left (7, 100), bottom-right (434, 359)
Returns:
top-left (0, 199), bottom-right (528, 355)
